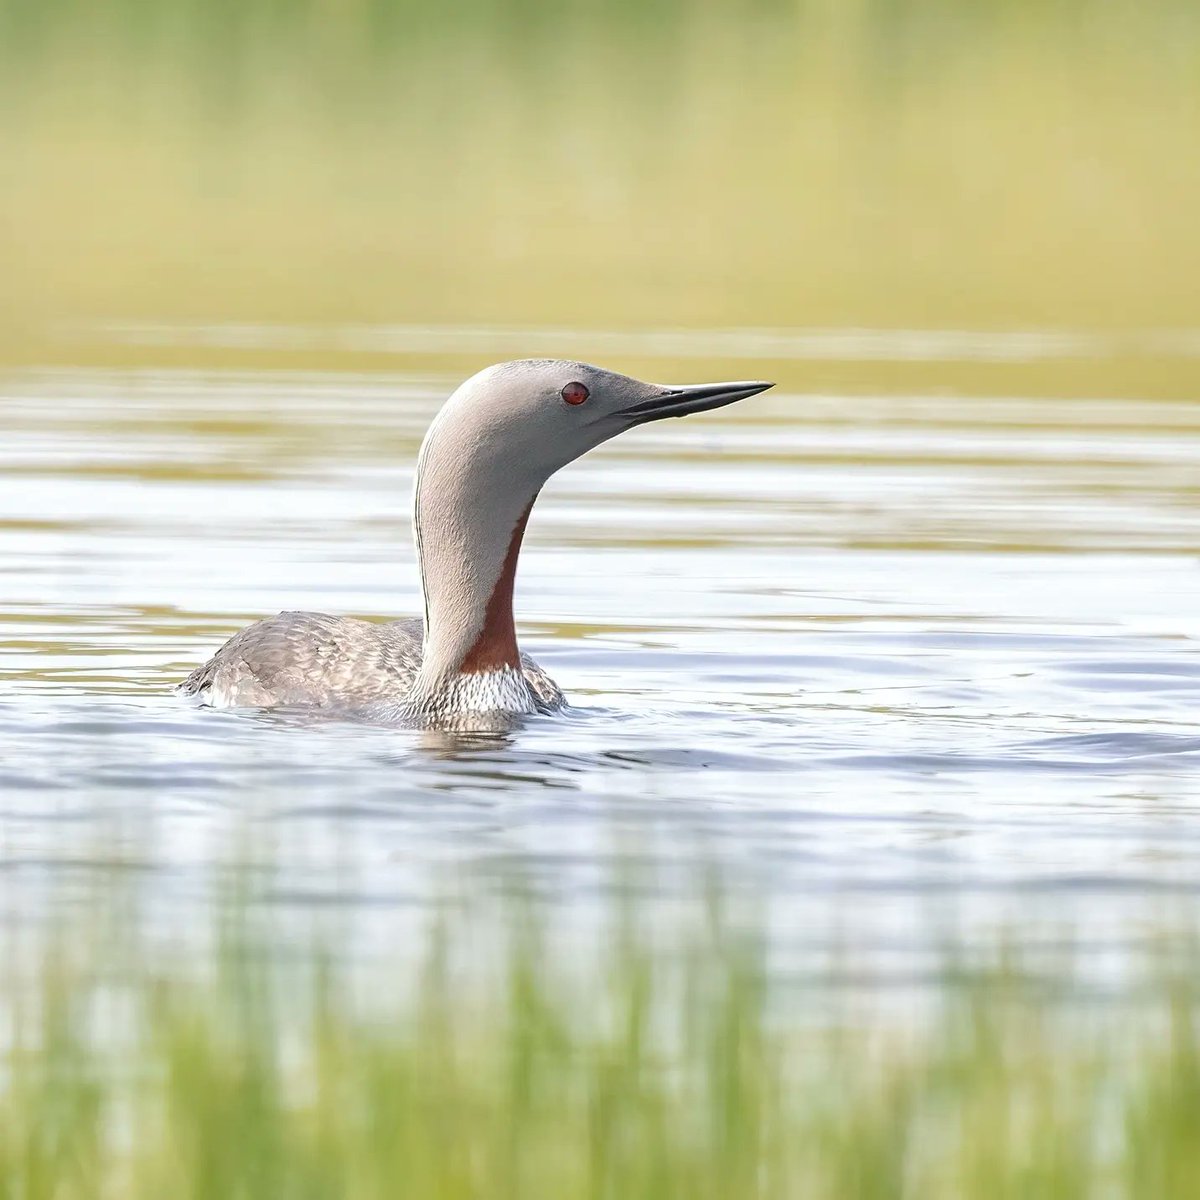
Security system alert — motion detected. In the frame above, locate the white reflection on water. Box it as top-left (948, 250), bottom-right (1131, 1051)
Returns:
top-left (79, 320), bottom-right (1200, 362)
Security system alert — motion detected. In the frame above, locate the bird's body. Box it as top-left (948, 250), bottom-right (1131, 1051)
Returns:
top-left (179, 612), bottom-right (564, 719)
top-left (180, 360), bottom-right (771, 730)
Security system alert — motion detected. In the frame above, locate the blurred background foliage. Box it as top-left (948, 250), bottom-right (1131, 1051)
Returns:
top-left (2, 0), bottom-right (1199, 363)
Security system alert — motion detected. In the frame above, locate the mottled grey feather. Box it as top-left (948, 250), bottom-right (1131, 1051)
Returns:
top-left (178, 611), bottom-right (564, 713)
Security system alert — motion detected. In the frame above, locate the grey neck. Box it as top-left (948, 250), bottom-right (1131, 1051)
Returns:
top-left (407, 406), bottom-right (540, 709)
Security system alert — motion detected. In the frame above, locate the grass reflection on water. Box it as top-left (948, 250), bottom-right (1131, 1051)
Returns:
top-left (4, 868), bottom-right (1200, 1200)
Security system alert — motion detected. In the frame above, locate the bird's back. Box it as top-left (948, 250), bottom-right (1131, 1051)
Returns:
top-left (178, 611), bottom-right (562, 712)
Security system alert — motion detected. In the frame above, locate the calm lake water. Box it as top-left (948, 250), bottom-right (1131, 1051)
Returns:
top-left (2, 329), bottom-right (1199, 987)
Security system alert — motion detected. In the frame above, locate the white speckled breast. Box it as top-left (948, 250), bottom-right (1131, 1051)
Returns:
top-left (388, 666), bottom-right (550, 731)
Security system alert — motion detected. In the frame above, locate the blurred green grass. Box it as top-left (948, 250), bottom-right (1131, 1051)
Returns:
top-left (2, 0), bottom-right (1199, 369)
top-left (3, 875), bottom-right (1200, 1199)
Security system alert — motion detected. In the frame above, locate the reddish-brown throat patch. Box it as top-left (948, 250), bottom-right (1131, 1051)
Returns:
top-left (459, 501), bottom-right (534, 674)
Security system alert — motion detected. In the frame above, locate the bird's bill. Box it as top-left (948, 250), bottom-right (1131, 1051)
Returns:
top-left (620, 380), bottom-right (774, 424)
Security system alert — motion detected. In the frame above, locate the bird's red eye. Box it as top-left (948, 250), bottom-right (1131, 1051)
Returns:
top-left (562, 381), bottom-right (589, 406)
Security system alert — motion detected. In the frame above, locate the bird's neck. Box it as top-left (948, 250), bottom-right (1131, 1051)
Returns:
top-left (409, 430), bottom-right (539, 708)
top-left (438, 499), bottom-right (532, 676)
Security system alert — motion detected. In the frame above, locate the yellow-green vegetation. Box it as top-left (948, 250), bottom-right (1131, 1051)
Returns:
top-left (2, 0), bottom-right (1198, 364)
top-left (2, 880), bottom-right (1200, 1199)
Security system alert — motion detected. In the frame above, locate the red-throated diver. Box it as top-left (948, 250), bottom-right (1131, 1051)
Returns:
top-left (179, 360), bottom-right (772, 729)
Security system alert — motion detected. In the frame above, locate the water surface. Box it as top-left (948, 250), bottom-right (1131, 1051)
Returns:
top-left (2, 336), bottom-right (1198, 986)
